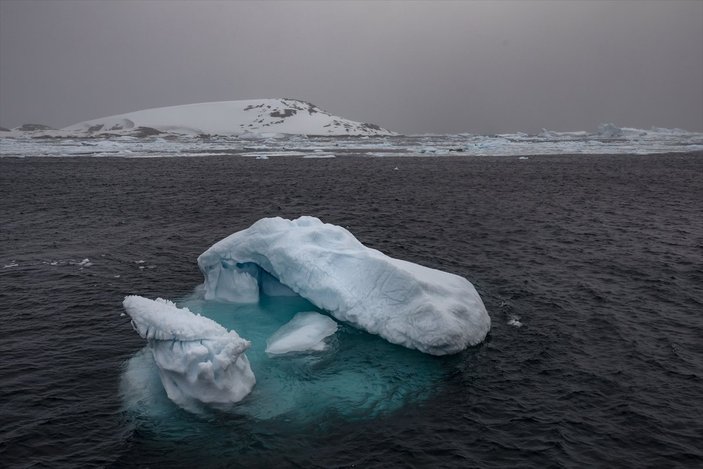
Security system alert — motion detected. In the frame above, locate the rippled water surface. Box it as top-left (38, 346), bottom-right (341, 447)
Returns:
top-left (1, 153), bottom-right (702, 467)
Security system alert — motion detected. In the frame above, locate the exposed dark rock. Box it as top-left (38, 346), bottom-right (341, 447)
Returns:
top-left (270, 109), bottom-right (297, 118)
top-left (244, 103), bottom-right (265, 111)
top-left (131, 126), bottom-right (163, 138)
top-left (361, 123), bottom-right (382, 131)
top-left (17, 123), bottom-right (55, 131)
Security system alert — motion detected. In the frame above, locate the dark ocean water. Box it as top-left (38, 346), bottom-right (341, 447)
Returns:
top-left (1, 153), bottom-right (702, 468)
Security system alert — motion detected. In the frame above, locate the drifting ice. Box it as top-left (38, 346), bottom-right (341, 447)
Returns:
top-left (198, 216), bottom-right (490, 355)
top-left (265, 311), bottom-right (338, 356)
top-left (122, 296), bottom-right (255, 410)
top-left (122, 216), bottom-right (490, 410)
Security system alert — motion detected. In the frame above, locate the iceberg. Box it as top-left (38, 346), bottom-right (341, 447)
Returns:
top-left (198, 216), bottom-right (490, 355)
top-left (265, 311), bottom-right (338, 356)
top-left (122, 296), bottom-right (255, 411)
top-left (597, 122), bottom-right (624, 138)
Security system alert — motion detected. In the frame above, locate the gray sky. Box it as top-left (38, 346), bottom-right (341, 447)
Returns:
top-left (1, 0), bottom-right (701, 134)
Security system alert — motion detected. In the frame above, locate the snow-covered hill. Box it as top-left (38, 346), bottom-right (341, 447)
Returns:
top-left (62, 98), bottom-right (395, 137)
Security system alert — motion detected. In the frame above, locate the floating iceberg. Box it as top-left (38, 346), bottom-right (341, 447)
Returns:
top-left (265, 311), bottom-right (338, 356)
top-left (596, 122), bottom-right (624, 138)
top-left (122, 296), bottom-right (255, 411)
top-left (198, 216), bottom-right (490, 355)
top-left (121, 216), bottom-right (489, 415)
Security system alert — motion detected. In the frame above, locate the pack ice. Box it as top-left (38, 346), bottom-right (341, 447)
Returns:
top-left (122, 296), bottom-right (255, 411)
top-left (198, 216), bottom-right (490, 355)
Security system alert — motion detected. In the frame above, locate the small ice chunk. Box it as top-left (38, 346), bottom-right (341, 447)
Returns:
top-left (122, 296), bottom-right (255, 410)
top-left (507, 315), bottom-right (523, 327)
top-left (266, 312), bottom-right (338, 355)
top-left (597, 122), bottom-right (623, 138)
top-left (3, 261), bottom-right (18, 268)
top-left (78, 258), bottom-right (92, 267)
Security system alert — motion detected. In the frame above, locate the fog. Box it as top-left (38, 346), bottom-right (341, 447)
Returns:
top-left (1, 0), bottom-right (701, 134)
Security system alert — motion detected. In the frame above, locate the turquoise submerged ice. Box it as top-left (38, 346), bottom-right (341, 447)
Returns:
top-left (199, 216), bottom-right (490, 355)
top-left (121, 295), bottom-right (446, 422)
top-left (121, 216), bottom-right (490, 420)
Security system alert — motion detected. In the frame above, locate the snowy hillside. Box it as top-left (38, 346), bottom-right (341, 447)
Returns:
top-left (62, 98), bottom-right (395, 137)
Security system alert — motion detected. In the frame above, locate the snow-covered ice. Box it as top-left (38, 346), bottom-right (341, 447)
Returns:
top-left (62, 98), bottom-right (395, 137)
top-left (265, 312), bottom-right (338, 356)
top-left (198, 216), bottom-right (491, 355)
top-left (122, 296), bottom-right (255, 411)
top-left (2, 122), bottom-right (701, 158)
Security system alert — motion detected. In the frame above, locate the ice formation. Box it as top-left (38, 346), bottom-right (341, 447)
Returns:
top-left (122, 296), bottom-right (255, 410)
top-left (61, 98), bottom-right (395, 137)
top-left (198, 216), bottom-right (491, 355)
top-left (265, 312), bottom-right (338, 356)
top-left (3, 124), bottom-right (702, 158)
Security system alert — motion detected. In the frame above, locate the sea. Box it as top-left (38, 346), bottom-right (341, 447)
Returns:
top-left (1, 144), bottom-right (702, 467)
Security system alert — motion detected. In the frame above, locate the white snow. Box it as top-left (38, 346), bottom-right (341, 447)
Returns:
top-left (198, 216), bottom-right (491, 355)
top-left (61, 98), bottom-right (395, 137)
top-left (122, 296), bottom-right (255, 410)
top-left (265, 311), bottom-right (338, 355)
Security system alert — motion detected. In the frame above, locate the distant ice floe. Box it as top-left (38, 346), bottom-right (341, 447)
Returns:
top-left (2, 258), bottom-right (102, 269)
top-left (301, 154), bottom-right (335, 159)
top-left (2, 122), bottom-right (701, 158)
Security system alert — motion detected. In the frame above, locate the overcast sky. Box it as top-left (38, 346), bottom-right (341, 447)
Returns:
top-left (1, 0), bottom-right (701, 134)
